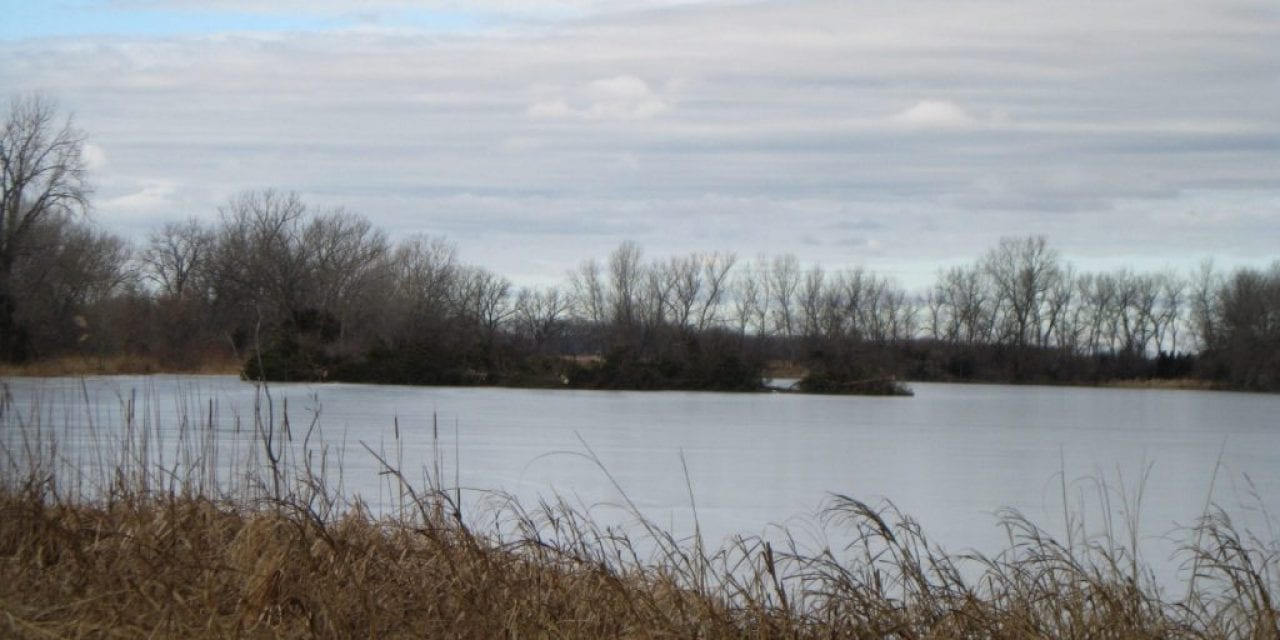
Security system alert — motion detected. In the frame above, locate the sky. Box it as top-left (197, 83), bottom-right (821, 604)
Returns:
top-left (2, 0), bottom-right (1277, 288)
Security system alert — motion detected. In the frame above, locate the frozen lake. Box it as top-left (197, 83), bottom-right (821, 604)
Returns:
top-left (3, 375), bottom-right (1278, 581)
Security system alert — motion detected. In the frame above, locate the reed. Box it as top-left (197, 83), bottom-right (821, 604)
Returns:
top-left (0, 383), bottom-right (1275, 638)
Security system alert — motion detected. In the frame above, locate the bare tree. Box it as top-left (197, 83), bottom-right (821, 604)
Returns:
top-left (209, 189), bottom-right (310, 333)
top-left (608, 241), bottom-right (643, 328)
top-left (768, 254), bottom-right (801, 339)
top-left (568, 258), bottom-right (607, 326)
top-left (983, 236), bottom-right (1061, 348)
top-left (664, 254), bottom-right (702, 330)
top-left (951, 265), bottom-right (994, 344)
top-left (301, 210), bottom-right (389, 347)
top-left (799, 265), bottom-right (825, 340)
top-left (303, 210), bottom-right (387, 312)
top-left (639, 257), bottom-right (675, 331)
top-left (730, 261), bottom-right (764, 336)
top-left (514, 286), bottom-right (570, 353)
top-left (1043, 265), bottom-right (1077, 351)
top-left (0, 95), bottom-right (91, 360)
top-left (1205, 263), bottom-right (1280, 389)
top-left (1156, 272), bottom-right (1185, 355)
top-left (389, 234), bottom-right (459, 331)
top-left (455, 266), bottom-right (513, 335)
top-left (1076, 272), bottom-right (1113, 354)
top-left (10, 214), bottom-right (130, 355)
top-left (141, 218), bottom-right (214, 300)
top-left (696, 252), bottom-right (736, 331)
top-left (1189, 260), bottom-right (1220, 352)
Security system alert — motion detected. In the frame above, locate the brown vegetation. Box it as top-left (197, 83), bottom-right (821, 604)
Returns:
top-left (5, 475), bottom-right (1278, 638)
top-left (1102, 378), bottom-right (1220, 391)
top-left (2, 391), bottom-right (1277, 638)
top-left (0, 352), bottom-right (240, 377)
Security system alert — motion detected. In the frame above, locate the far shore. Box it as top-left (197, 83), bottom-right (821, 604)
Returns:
top-left (0, 355), bottom-right (240, 378)
top-left (0, 355), bottom-right (1254, 396)
top-left (1097, 377), bottom-right (1219, 391)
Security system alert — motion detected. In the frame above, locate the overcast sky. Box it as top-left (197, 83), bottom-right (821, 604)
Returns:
top-left (3, 0), bottom-right (1277, 287)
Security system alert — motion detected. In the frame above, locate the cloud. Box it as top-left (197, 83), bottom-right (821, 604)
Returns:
top-left (82, 143), bottom-right (108, 171)
top-left (890, 100), bottom-right (978, 130)
top-left (948, 170), bottom-right (1179, 213)
top-left (99, 179), bottom-right (183, 215)
top-left (528, 75), bottom-right (670, 121)
top-left (2, 0), bottom-right (1276, 285)
top-left (887, 100), bottom-right (1016, 131)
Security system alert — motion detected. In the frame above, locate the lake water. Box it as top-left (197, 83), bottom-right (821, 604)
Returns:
top-left (3, 375), bottom-right (1278, 583)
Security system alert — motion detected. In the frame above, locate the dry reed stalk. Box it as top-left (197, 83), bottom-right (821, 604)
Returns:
top-left (1, 383), bottom-right (1277, 638)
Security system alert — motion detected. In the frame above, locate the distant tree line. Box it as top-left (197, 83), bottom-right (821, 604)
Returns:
top-left (3, 95), bottom-right (1278, 392)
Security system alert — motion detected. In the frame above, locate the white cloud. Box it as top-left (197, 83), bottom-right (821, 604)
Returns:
top-left (100, 179), bottom-right (182, 215)
top-left (890, 100), bottom-right (980, 130)
top-left (528, 75), bottom-right (670, 121)
top-left (81, 143), bottom-right (108, 171)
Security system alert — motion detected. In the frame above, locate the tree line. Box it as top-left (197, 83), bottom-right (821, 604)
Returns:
top-left (4, 95), bottom-right (1278, 391)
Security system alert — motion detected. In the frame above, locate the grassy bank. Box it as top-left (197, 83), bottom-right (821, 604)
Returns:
top-left (1101, 378), bottom-right (1221, 391)
top-left (0, 353), bottom-right (241, 377)
top-left (1, 389), bottom-right (1278, 637)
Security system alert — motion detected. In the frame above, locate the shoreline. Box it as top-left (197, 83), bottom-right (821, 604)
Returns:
top-left (0, 354), bottom-right (241, 378)
top-left (0, 357), bottom-right (1264, 395)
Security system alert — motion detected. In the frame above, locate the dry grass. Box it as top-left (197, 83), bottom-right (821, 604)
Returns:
top-left (0, 489), bottom-right (747, 638)
top-left (1102, 378), bottom-right (1220, 391)
top-left (0, 353), bottom-right (241, 377)
top-left (763, 360), bottom-right (808, 379)
top-left (1, 385), bottom-right (1277, 638)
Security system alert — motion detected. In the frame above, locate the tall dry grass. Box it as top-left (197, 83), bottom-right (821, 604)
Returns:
top-left (1, 381), bottom-right (1277, 638)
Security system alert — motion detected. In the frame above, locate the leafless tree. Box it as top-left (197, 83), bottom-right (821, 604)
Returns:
top-left (730, 261), bottom-right (764, 336)
top-left (799, 265), bottom-right (825, 340)
top-left (455, 266), bottom-right (513, 335)
top-left (932, 265), bottom-right (992, 345)
top-left (209, 189), bottom-right (309, 332)
top-left (1076, 272), bottom-right (1113, 354)
top-left (1189, 260), bottom-right (1220, 352)
top-left (10, 214), bottom-right (130, 355)
top-left (389, 234), bottom-right (460, 333)
top-left (983, 236), bottom-right (1061, 348)
top-left (1155, 272), bottom-right (1186, 355)
top-left (514, 286), bottom-right (570, 352)
top-left (141, 218), bottom-right (214, 300)
top-left (1042, 265), bottom-right (1076, 350)
top-left (301, 210), bottom-right (389, 347)
top-left (609, 241), bottom-right (644, 328)
top-left (0, 95), bottom-right (91, 360)
top-left (664, 254), bottom-right (702, 330)
top-left (568, 258), bottom-right (607, 325)
top-left (1203, 262), bottom-right (1280, 389)
top-left (695, 252), bottom-right (736, 331)
top-left (640, 258), bottom-right (675, 332)
top-left (768, 254), bottom-right (801, 338)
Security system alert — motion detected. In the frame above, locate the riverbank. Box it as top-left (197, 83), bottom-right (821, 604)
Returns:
top-left (0, 355), bottom-right (1261, 396)
top-left (0, 354), bottom-right (240, 378)
top-left (1099, 377), bottom-right (1220, 391)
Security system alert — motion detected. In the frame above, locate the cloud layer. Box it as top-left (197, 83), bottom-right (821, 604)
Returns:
top-left (3, 0), bottom-right (1277, 285)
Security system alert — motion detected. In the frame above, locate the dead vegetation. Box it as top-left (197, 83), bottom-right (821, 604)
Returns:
top-left (1, 383), bottom-right (1277, 638)
top-left (0, 352), bottom-right (240, 377)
